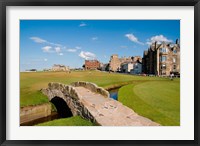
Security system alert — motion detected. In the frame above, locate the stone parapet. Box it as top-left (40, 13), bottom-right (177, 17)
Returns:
top-left (71, 81), bottom-right (109, 98)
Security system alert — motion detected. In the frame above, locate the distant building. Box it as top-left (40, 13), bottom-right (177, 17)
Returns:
top-left (84, 60), bottom-right (100, 70)
top-left (109, 54), bottom-right (142, 72)
top-left (52, 64), bottom-right (69, 72)
top-left (142, 39), bottom-right (180, 76)
top-left (100, 63), bottom-right (109, 71)
top-left (43, 68), bottom-right (51, 72)
top-left (130, 61), bottom-right (142, 74)
top-left (109, 54), bottom-right (122, 72)
top-left (109, 55), bottom-right (132, 72)
top-left (120, 58), bottom-right (142, 74)
top-left (121, 63), bottom-right (134, 73)
top-left (25, 69), bottom-right (37, 72)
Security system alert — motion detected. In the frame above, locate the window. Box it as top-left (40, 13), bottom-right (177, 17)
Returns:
top-left (135, 63), bottom-right (138, 68)
top-left (173, 65), bottom-right (176, 70)
top-left (160, 56), bottom-right (167, 62)
top-left (173, 49), bottom-right (177, 53)
top-left (161, 64), bottom-right (166, 70)
top-left (173, 58), bottom-right (176, 63)
top-left (160, 48), bottom-right (168, 53)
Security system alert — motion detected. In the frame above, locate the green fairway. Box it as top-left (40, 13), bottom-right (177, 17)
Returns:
top-left (118, 79), bottom-right (180, 126)
top-left (20, 70), bottom-right (166, 107)
top-left (20, 70), bottom-right (180, 126)
top-left (36, 116), bottom-right (96, 126)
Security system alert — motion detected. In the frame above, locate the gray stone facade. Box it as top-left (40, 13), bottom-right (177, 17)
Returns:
top-left (142, 39), bottom-right (180, 76)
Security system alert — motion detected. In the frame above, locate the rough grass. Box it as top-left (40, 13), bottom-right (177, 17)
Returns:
top-left (20, 70), bottom-right (168, 107)
top-left (118, 79), bottom-right (180, 126)
top-left (36, 116), bottom-right (96, 126)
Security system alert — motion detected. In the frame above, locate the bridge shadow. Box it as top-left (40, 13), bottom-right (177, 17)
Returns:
top-left (50, 96), bottom-right (73, 118)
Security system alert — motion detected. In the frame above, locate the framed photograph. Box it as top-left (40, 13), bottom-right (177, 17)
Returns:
top-left (0, 0), bottom-right (199, 145)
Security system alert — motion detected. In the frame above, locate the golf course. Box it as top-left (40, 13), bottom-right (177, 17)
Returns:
top-left (20, 70), bottom-right (180, 126)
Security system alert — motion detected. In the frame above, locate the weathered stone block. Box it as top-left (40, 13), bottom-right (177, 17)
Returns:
top-left (52, 83), bottom-right (60, 90)
top-left (48, 82), bottom-right (52, 87)
top-left (59, 84), bottom-right (65, 92)
top-left (63, 85), bottom-right (72, 96)
top-left (69, 88), bottom-right (78, 100)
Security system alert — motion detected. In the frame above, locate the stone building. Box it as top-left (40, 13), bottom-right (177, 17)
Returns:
top-left (100, 63), bottom-right (109, 71)
top-left (84, 60), bottom-right (100, 70)
top-left (142, 39), bottom-right (180, 76)
top-left (121, 63), bottom-right (134, 73)
top-left (52, 64), bottom-right (69, 72)
top-left (130, 61), bottom-right (142, 74)
top-left (109, 54), bottom-right (142, 72)
top-left (109, 54), bottom-right (122, 72)
top-left (120, 59), bottom-right (142, 74)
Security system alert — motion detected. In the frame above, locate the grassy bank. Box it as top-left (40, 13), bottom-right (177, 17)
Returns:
top-left (36, 116), bottom-right (96, 126)
top-left (21, 70), bottom-right (180, 126)
top-left (20, 70), bottom-right (167, 107)
top-left (118, 79), bottom-right (180, 126)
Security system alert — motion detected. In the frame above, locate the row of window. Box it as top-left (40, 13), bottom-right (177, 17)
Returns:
top-left (160, 56), bottom-right (167, 62)
top-left (160, 56), bottom-right (176, 63)
top-left (160, 64), bottom-right (176, 70)
top-left (159, 48), bottom-right (177, 53)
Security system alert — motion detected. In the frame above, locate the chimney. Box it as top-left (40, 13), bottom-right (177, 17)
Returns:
top-left (176, 39), bottom-right (179, 45)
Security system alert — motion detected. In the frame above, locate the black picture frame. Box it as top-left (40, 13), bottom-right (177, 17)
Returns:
top-left (0, 0), bottom-right (199, 145)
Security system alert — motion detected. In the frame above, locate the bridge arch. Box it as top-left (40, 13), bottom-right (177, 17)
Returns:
top-left (50, 96), bottom-right (73, 118)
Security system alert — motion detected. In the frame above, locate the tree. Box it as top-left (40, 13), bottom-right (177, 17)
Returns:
top-left (82, 64), bottom-right (85, 69)
top-left (105, 64), bottom-right (110, 71)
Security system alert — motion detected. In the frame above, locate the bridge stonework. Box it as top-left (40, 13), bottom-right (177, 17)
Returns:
top-left (41, 82), bottom-right (99, 122)
top-left (41, 82), bottom-right (159, 126)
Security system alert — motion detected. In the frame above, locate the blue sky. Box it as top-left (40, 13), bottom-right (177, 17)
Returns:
top-left (20, 20), bottom-right (180, 71)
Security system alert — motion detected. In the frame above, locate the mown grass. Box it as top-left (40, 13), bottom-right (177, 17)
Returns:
top-left (118, 79), bottom-right (180, 126)
top-left (21, 70), bottom-right (180, 126)
top-left (36, 116), bottom-right (96, 126)
top-left (20, 70), bottom-right (168, 107)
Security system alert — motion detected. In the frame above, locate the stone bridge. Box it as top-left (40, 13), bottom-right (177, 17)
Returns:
top-left (41, 81), bottom-right (159, 126)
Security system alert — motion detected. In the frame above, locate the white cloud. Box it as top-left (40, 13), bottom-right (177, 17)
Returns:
top-left (59, 53), bottom-right (63, 56)
top-left (79, 22), bottom-right (87, 27)
top-left (79, 51), bottom-right (96, 60)
top-left (42, 46), bottom-right (52, 53)
top-left (125, 34), bottom-right (144, 45)
top-left (75, 46), bottom-right (81, 50)
top-left (30, 37), bottom-right (47, 43)
top-left (30, 36), bottom-right (62, 47)
top-left (49, 42), bottom-right (62, 47)
top-left (55, 47), bottom-right (61, 53)
top-left (44, 58), bottom-right (48, 61)
top-left (92, 37), bottom-right (98, 41)
top-left (67, 49), bottom-right (77, 52)
top-left (146, 35), bottom-right (173, 45)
